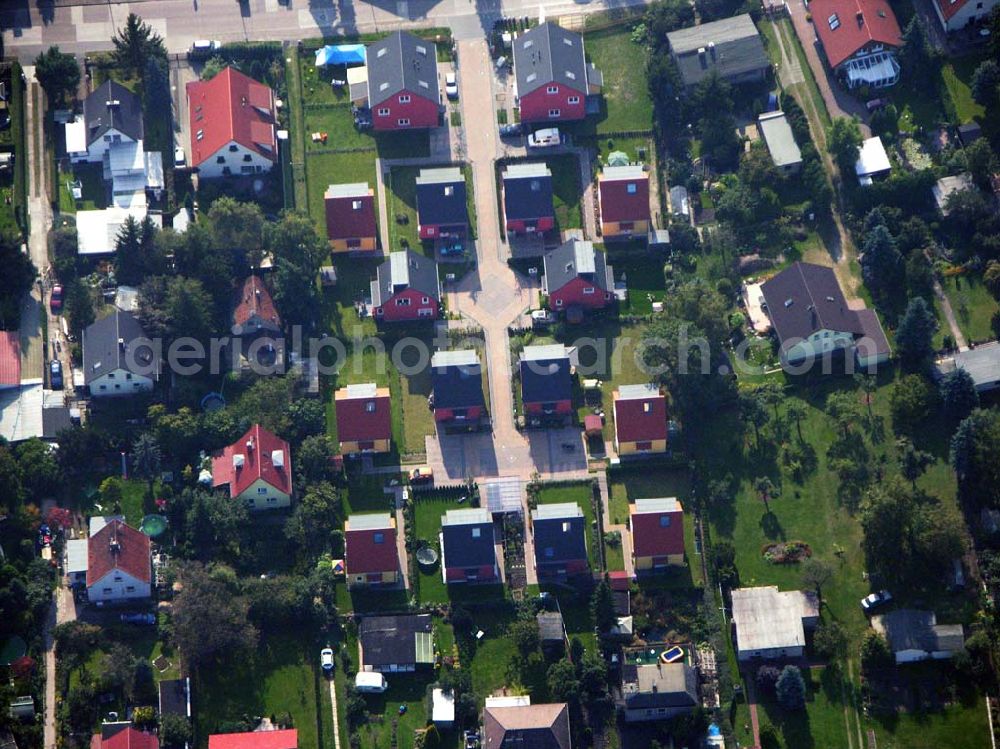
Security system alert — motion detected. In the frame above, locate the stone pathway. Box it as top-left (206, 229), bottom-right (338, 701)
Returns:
top-left (932, 278), bottom-right (968, 351)
top-left (327, 679), bottom-right (342, 749)
top-left (596, 471), bottom-right (633, 578)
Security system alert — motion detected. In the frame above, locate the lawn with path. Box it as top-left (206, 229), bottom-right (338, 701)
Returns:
top-left (939, 273), bottom-right (998, 345)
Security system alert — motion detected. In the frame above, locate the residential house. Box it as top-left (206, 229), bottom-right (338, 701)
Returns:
top-left (91, 723), bottom-right (158, 749)
top-left (759, 261), bottom-right (891, 368)
top-left (935, 341), bottom-right (1000, 392)
top-left (483, 701), bottom-right (571, 749)
top-left (630, 497), bottom-right (685, 571)
top-left (811, 0), bottom-right (902, 89)
top-left (598, 165), bottom-right (650, 240)
top-left (757, 111), bottom-right (802, 174)
top-left (345, 513), bottom-right (400, 587)
top-left (430, 350), bottom-right (486, 427)
top-left (208, 730), bottom-right (297, 749)
top-left (370, 249), bottom-right (441, 322)
top-left (872, 609), bottom-right (965, 663)
top-left (440, 508), bottom-right (498, 583)
top-left (366, 31), bottom-right (440, 131)
top-left (231, 275), bottom-right (282, 355)
top-left (542, 240), bottom-right (614, 311)
top-left (82, 310), bottom-right (159, 397)
top-left (855, 136), bottom-right (892, 184)
top-left (502, 162), bottom-right (555, 235)
top-left (66, 80), bottom-right (143, 165)
top-left (186, 66), bottom-right (277, 179)
top-left (324, 183), bottom-right (378, 253)
top-left (415, 167), bottom-right (468, 240)
top-left (612, 384), bottom-right (668, 456)
top-left (931, 0), bottom-right (999, 31)
top-left (86, 520), bottom-right (152, 604)
top-left (932, 173), bottom-right (974, 216)
top-left (666, 15), bottom-right (769, 88)
top-left (731, 586), bottom-right (819, 661)
top-left (8, 698), bottom-right (35, 722)
top-left (66, 538), bottom-right (88, 587)
top-left (334, 383), bottom-right (392, 454)
top-left (620, 661), bottom-right (699, 722)
top-left (211, 424), bottom-right (293, 510)
top-left (75, 208), bottom-right (162, 256)
top-left (358, 614), bottom-right (434, 671)
top-left (531, 503), bottom-right (588, 581)
top-left (519, 344), bottom-right (573, 423)
top-left (512, 22), bottom-right (601, 124)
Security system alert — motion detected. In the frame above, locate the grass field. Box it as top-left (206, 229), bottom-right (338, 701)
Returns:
top-left (385, 165), bottom-right (423, 253)
top-left (940, 273), bottom-right (998, 344)
top-left (536, 482), bottom-right (599, 570)
top-left (603, 250), bottom-right (666, 314)
top-left (412, 493), bottom-right (465, 603)
top-left (582, 26), bottom-right (654, 134)
top-left (548, 154), bottom-right (583, 232)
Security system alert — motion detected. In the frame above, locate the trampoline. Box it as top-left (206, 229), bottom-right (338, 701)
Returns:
top-left (415, 546), bottom-right (439, 570)
top-left (200, 392), bottom-right (226, 412)
top-left (140, 514), bottom-right (168, 538)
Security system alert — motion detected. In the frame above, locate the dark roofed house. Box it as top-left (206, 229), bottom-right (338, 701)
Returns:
top-left (440, 508), bottom-right (498, 583)
top-left (483, 702), bottom-right (571, 749)
top-left (620, 662), bottom-right (699, 722)
top-left (872, 609), bottom-right (965, 664)
top-left (366, 31), bottom-right (440, 131)
top-left (370, 249), bottom-right (441, 323)
top-left (543, 240), bottom-right (614, 312)
top-left (78, 81), bottom-right (144, 163)
top-left (759, 262), bottom-right (890, 369)
top-left (537, 611), bottom-right (567, 655)
top-left (513, 22), bottom-right (600, 124)
top-left (431, 350), bottom-right (486, 426)
top-left (531, 503), bottom-right (588, 581)
top-left (345, 513), bottom-right (400, 587)
top-left (598, 165), bottom-right (650, 240)
top-left (935, 341), bottom-right (1000, 393)
top-left (810, 0), bottom-right (901, 89)
top-left (325, 183), bottom-right (378, 253)
top-left (416, 168), bottom-right (468, 240)
top-left (335, 383), bottom-right (392, 454)
top-left (520, 344), bottom-right (573, 423)
top-left (667, 15), bottom-right (769, 88)
top-left (502, 163), bottom-right (555, 235)
top-left (82, 310), bottom-right (159, 397)
top-left (359, 614), bottom-right (434, 671)
top-left (157, 679), bottom-right (190, 720)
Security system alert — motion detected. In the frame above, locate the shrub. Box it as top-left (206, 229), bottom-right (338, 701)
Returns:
top-left (775, 665), bottom-right (806, 710)
top-left (756, 665), bottom-right (781, 695)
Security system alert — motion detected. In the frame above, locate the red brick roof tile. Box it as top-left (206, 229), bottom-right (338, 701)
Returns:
top-left (630, 499), bottom-right (684, 558)
top-left (87, 520), bottom-right (151, 588)
top-left (614, 387), bottom-right (668, 444)
top-left (211, 424), bottom-right (292, 498)
top-left (186, 67), bottom-right (276, 168)
top-left (811, 0), bottom-right (902, 69)
top-left (208, 730), bottom-right (297, 749)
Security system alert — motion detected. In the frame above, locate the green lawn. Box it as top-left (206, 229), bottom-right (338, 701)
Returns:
top-left (941, 57), bottom-right (986, 124)
top-left (608, 466), bottom-right (691, 525)
top-left (304, 104), bottom-right (377, 152)
top-left (582, 26), bottom-right (653, 134)
top-left (603, 250), bottom-right (666, 314)
top-left (305, 150), bottom-right (379, 235)
top-left (548, 154), bottom-right (583, 232)
top-left (385, 165), bottom-right (423, 254)
top-left (536, 483), bottom-right (599, 570)
top-left (871, 695), bottom-right (991, 749)
top-left (940, 273), bottom-right (999, 344)
top-left (754, 666), bottom-right (852, 749)
top-left (349, 672), bottom-right (448, 749)
top-left (412, 494), bottom-right (466, 604)
top-left (194, 631), bottom-right (333, 749)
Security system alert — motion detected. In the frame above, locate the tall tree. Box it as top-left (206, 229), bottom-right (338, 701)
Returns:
top-left (112, 13), bottom-right (166, 75)
top-left (854, 374), bottom-right (878, 421)
top-left (826, 117), bottom-right (863, 176)
top-left (971, 59), bottom-right (1000, 107)
top-left (590, 578), bottom-right (617, 633)
top-left (800, 558), bottom-right (833, 604)
top-left (896, 437), bottom-right (933, 489)
top-left (899, 16), bottom-right (934, 80)
top-left (266, 213), bottom-right (326, 330)
top-left (826, 391), bottom-right (861, 441)
top-left (775, 666), bottom-right (806, 710)
top-left (209, 198), bottom-right (265, 266)
top-left (163, 277), bottom-right (214, 343)
top-left (131, 433), bottom-right (162, 498)
top-left (950, 409), bottom-right (1000, 510)
top-left (64, 278), bottom-right (95, 338)
top-left (859, 225), bottom-right (902, 304)
top-left (895, 297), bottom-right (937, 370)
top-left (0, 229), bottom-right (38, 330)
top-left (939, 368), bottom-right (979, 426)
top-left (34, 47), bottom-right (80, 105)
top-left (753, 476), bottom-right (777, 514)
top-left (785, 401), bottom-right (807, 442)
top-left (739, 392), bottom-right (769, 450)
top-left (283, 482), bottom-right (342, 556)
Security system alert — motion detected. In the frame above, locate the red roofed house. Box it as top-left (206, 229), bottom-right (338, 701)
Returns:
top-left (86, 520), bottom-right (151, 604)
top-left (810, 0), bottom-right (902, 89)
top-left (930, 0), bottom-right (998, 31)
top-left (613, 384), bottom-right (668, 456)
top-left (208, 730), bottom-right (297, 749)
top-left (325, 183), bottom-right (378, 253)
top-left (211, 424), bottom-right (293, 510)
top-left (232, 275), bottom-right (282, 339)
top-left (0, 331), bottom-right (21, 389)
top-left (345, 513), bottom-right (400, 587)
top-left (598, 165), bottom-right (650, 240)
top-left (186, 66), bottom-right (277, 179)
top-left (334, 383), bottom-right (392, 454)
top-left (630, 497), bottom-right (685, 571)
top-left (91, 723), bottom-right (158, 749)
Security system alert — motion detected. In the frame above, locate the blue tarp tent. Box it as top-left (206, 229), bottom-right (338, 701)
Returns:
top-left (314, 44), bottom-right (367, 67)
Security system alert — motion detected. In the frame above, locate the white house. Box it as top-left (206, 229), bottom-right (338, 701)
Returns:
top-left (731, 586), bottom-right (819, 661)
top-left (82, 309), bottom-right (158, 397)
top-left (872, 609), bottom-right (965, 664)
top-left (86, 519), bottom-right (152, 604)
top-left (69, 80), bottom-right (144, 165)
top-left (931, 0), bottom-right (999, 31)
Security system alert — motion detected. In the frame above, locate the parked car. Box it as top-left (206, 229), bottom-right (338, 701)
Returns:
top-left (440, 240), bottom-right (465, 256)
top-left (50, 284), bottom-right (63, 313)
top-left (49, 359), bottom-right (63, 390)
top-left (865, 98), bottom-right (887, 112)
top-left (410, 466), bottom-right (434, 485)
top-left (527, 127), bottom-right (562, 149)
top-left (445, 73), bottom-right (458, 100)
top-left (860, 590), bottom-right (892, 612)
top-left (531, 309), bottom-right (555, 327)
top-left (120, 612), bottom-right (156, 625)
top-left (320, 647), bottom-right (334, 674)
top-left (354, 672), bottom-right (388, 693)
top-left (498, 123), bottom-right (523, 138)
top-left (189, 40), bottom-right (222, 59)
top-left (174, 146), bottom-right (186, 167)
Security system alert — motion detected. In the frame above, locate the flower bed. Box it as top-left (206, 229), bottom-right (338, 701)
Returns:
top-left (761, 540), bottom-right (812, 564)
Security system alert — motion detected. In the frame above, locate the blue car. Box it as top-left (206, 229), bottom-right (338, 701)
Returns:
top-left (440, 241), bottom-right (464, 256)
top-left (49, 360), bottom-right (63, 390)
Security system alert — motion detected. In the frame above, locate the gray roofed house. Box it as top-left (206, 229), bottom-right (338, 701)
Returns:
top-left (667, 15), bottom-right (769, 88)
top-left (542, 239), bottom-right (614, 296)
top-left (370, 249), bottom-right (441, 308)
top-left (731, 586), bottom-right (819, 661)
top-left (620, 662), bottom-right (699, 721)
top-left (757, 111), bottom-right (802, 173)
top-left (935, 341), bottom-right (1000, 392)
top-left (514, 22), bottom-right (591, 98)
top-left (366, 31), bottom-right (439, 105)
top-left (932, 173), bottom-right (974, 216)
top-left (872, 609), bottom-right (965, 664)
top-left (85, 80), bottom-right (144, 146)
top-left (537, 611), bottom-right (566, 643)
top-left (359, 614), bottom-right (435, 671)
top-left (82, 309), bottom-right (159, 389)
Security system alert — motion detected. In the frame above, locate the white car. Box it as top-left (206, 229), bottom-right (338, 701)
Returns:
top-left (527, 127), bottom-right (562, 148)
top-left (320, 647), bottom-right (334, 673)
top-left (861, 590), bottom-right (892, 612)
top-left (445, 73), bottom-right (458, 100)
top-left (190, 40), bottom-right (222, 59)
top-left (174, 146), bottom-right (185, 167)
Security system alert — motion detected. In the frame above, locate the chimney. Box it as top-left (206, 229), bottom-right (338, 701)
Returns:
top-left (856, 11), bottom-right (864, 25)
top-left (697, 47), bottom-right (708, 70)
top-left (246, 438), bottom-right (254, 452)
top-left (118, 337), bottom-right (125, 350)
top-left (708, 42), bottom-right (716, 60)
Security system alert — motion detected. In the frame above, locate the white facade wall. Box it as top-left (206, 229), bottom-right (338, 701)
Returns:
top-left (195, 140), bottom-right (275, 179)
top-left (85, 128), bottom-right (135, 165)
top-left (934, 0), bottom-right (999, 30)
top-left (236, 477), bottom-right (291, 510)
top-left (88, 368), bottom-right (155, 398)
top-left (782, 329), bottom-right (856, 364)
top-left (87, 568), bottom-right (151, 603)
top-left (736, 644), bottom-right (805, 661)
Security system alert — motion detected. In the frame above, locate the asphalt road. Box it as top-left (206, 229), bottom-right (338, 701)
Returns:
top-left (1, 0), bottom-right (650, 60)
